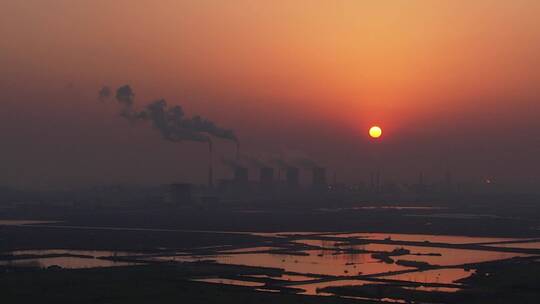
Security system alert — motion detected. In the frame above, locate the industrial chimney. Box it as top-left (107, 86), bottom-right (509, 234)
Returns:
top-left (312, 167), bottom-right (327, 190)
top-left (260, 167), bottom-right (274, 192)
top-left (208, 141), bottom-right (214, 188)
top-left (286, 167), bottom-right (299, 190)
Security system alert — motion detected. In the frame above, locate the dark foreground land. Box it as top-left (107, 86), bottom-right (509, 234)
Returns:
top-left (1, 265), bottom-right (365, 304)
top-left (2, 259), bottom-right (540, 304)
top-left (320, 259), bottom-right (540, 304)
top-left (2, 195), bottom-right (540, 303)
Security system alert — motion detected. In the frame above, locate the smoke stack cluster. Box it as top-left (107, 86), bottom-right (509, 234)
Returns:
top-left (312, 167), bottom-right (327, 189)
top-left (101, 87), bottom-right (332, 191)
top-left (100, 85), bottom-right (238, 187)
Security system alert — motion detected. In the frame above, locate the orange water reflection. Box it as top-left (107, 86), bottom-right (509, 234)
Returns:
top-left (212, 251), bottom-right (413, 276)
top-left (192, 278), bottom-right (264, 287)
top-left (292, 279), bottom-right (376, 295)
top-left (0, 257), bottom-right (137, 268)
top-left (486, 242), bottom-right (540, 250)
top-left (220, 246), bottom-right (280, 253)
top-left (243, 274), bottom-right (315, 281)
top-left (382, 268), bottom-right (474, 285)
top-left (328, 233), bottom-right (520, 244)
top-left (295, 239), bottom-right (529, 266)
top-left (361, 244), bottom-right (528, 266)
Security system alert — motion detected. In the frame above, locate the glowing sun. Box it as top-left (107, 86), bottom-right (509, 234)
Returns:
top-left (369, 126), bottom-right (382, 139)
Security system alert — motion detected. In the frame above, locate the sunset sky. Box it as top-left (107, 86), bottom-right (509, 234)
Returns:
top-left (1, 0), bottom-right (540, 189)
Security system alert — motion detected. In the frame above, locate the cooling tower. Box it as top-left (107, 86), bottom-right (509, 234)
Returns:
top-left (312, 167), bottom-right (327, 189)
top-left (234, 167), bottom-right (249, 184)
top-left (286, 167), bottom-right (299, 189)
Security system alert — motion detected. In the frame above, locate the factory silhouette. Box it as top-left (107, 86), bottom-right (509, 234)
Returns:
top-left (100, 85), bottom-right (499, 207)
top-left (220, 157), bottom-right (326, 192)
top-left (168, 152), bottom-right (474, 206)
top-left (100, 85), bottom-right (332, 203)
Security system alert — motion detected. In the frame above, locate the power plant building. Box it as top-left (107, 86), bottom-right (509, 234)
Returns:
top-left (234, 167), bottom-right (249, 184)
top-left (260, 167), bottom-right (275, 193)
top-left (286, 167), bottom-right (300, 190)
top-left (312, 167), bottom-right (327, 190)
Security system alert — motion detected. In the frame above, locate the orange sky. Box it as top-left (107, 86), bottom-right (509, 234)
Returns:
top-left (1, 1), bottom-right (540, 188)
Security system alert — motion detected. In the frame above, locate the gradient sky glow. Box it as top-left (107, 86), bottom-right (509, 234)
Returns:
top-left (1, 0), bottom-right (540, 189)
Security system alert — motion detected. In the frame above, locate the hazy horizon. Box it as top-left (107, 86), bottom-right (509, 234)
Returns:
top-left (2, 0), bottom-right (540, 189)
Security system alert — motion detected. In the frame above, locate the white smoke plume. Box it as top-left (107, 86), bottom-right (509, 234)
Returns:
top-left (101, 85), bottom-right (237, 145)
top-left (98, 86), bottom-right (112, 101)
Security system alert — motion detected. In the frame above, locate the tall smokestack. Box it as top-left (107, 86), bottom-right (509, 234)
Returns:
top-left (208, 140), bottom-right (214, 188)
top-left (260, 167), bottom-right (274, 192)
top-left (370, 171), bottom-right (375, 192)
top-left (236, 142), bottom-right (240, 161)
top-left (312, 167), bottom-right (327, 190)
top-left (376, 170), bottom-right (381, 194)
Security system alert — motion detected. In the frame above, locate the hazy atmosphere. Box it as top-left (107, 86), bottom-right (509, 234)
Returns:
top-left (2, 0), bottom-right (540, 189)
top-left (4, 2), bottom-right (540, 304)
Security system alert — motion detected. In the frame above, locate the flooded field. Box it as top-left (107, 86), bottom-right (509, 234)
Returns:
top-left (320, 233), bottom-right (521, 244)
top-left (381, 268), bottom-right (474, 285)
top-left (2, 227), bottom-right (539, 303)
top-left (242, 273), bottom-right (315, 281)
top-left (486, 241), bottom-right (540, 250)
top-left (193, 278), bottom-right (265, 287)
top-left (210, 251), bottom-right (414, 276)
top-left (292, 279), bottom-right (377, 295)
top-left (0, 256), bottom-right (138, 268)
top-left (0, 248), bottom-right (145, 269)
top-left (8, 249), bottom-right (143, 257)
top-left (219, 246), bottom-right (282, 253)
top-left (173, 231), bottom-right (537, 300)
top-left (293, 238), bottom-right (532, 266)
top-left (357, 244), bottom-right (529, 266)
